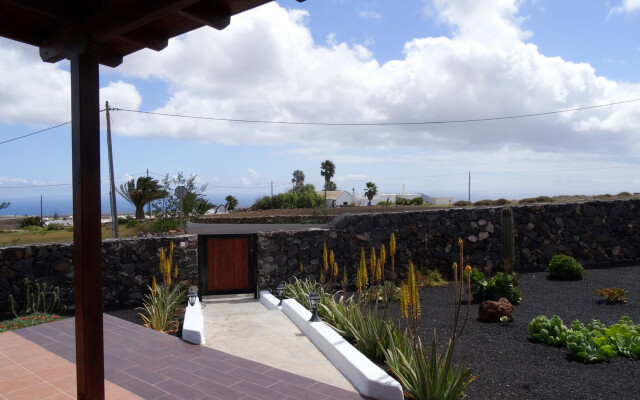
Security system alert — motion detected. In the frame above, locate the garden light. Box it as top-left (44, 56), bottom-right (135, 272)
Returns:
top-left (187, 287), bottom-right (197, 307)
top-left (308, 291), bottom-right (320, 322)
top-left (276, 283), bottom-right (286, 306)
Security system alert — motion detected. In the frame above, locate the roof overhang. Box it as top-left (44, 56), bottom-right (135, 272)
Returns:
top-left (0, 0), bottom-right (288, 67)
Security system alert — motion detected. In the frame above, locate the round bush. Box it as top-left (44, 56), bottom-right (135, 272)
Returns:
top-left (547, 255), bottom-right (584, 280)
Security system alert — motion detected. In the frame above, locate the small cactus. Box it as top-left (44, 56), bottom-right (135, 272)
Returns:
top-left (501, 207), bottom-right (515, 274)
top-left (9, 278), bottom-right (66, 317)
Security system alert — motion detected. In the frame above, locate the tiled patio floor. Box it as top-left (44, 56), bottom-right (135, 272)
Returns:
top-left (0, 314), bottom-right (368, 400)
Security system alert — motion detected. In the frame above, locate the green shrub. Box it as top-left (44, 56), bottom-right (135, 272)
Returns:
top-left (617, 191), bottom-right (632, 197)
top-left (45, 223), bottom-right (66, 231)
top-left (20, 216), bottom-right (42, 228)
top-left (152, 218), bottom-right (180, 233)
top-left (474, 199), bottom-right (497, 206)
top-left (117, 216), bottom-right (129, 224)
top-left (535, 196), bottom-right (553, 203)
top-left (495, 198), bottom-right (510, 205)
top-left (547, 255), bottom-right (584, 280)
top-left (377, 200), bottom-right (395, 206)
top-left (466, 268), bottom-right (521, 304)
top-left (395, 198), bottom-right (410, 205)
top-left (125, 219), bottom-right (140, 228)
top-left (417, 268), bottom-right (448, 287)
top-left (453, 200), bottom-right (472, 207)
top-left (410, 197), bottom-right (424, 205)
top-left (9, 278), bottom-right (66, 317)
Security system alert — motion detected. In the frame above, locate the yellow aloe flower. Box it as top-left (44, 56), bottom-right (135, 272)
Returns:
top-left (151, 276), bottom-right (158, 297)
top-left (390, 233), bottom-right (396, 255)
top-left (342, 265), bottom-right (348, 285)
top-left (323, 243), bottom-right (328, 271)
top-left (375, 259), bottom-right (382, 282)
top-left (330, 249), bottom-right (335, 268)
top-left (370, 247), bottom-right (377, 277)
top-left (299, 261), bottom-right (304, 273)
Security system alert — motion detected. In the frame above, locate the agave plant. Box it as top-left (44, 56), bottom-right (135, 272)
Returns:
top-left (385, 331), bottom-right (476, 400)
top-left (138, 283), bottom-right (185, 333)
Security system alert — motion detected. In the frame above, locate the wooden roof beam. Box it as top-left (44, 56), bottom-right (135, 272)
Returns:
top-left (122, 28), bottom-right (169, 52)
top-left (40, 28), bottom-right (123, 67)
top-left (179, 1), bottom-right (231, 31)
top-left (38, 0), bottom-right (200, 64)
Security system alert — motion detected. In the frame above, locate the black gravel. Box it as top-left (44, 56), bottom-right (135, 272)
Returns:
top-left (386, 266), bottom-right (640, 400)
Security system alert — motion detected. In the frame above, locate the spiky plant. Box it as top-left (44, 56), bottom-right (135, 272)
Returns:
top-left (370, 247), bottom-right (377, 283)
top-left (390, 233), bottom-right (396, 280)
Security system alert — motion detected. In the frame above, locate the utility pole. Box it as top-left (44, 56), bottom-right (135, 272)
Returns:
top-left (40, 195), bottom-right (43, 223)
top-left (147, 169), bottom-right (151, 217)
top-left (271, 180), bottom-right (273, 200)
top-left (468, 171), bottom-right (471, 203)
top-left (106, 101), bottom-right (118, 238)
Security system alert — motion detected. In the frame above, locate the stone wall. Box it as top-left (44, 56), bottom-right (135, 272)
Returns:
top-left (257, 199), bottom-right (640, 288)
top-left (0, 235), bottom-right (197, 317)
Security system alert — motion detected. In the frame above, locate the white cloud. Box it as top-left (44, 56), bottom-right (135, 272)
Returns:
top-left (0, 177), bottom-right (28, 185)
top-left (247, 169), bottom-right (259, 178)
top-left (240, 177), bottom-right (251, 185)
top-left (2, 1), bottom-right (627, 169)
top-left (0, 39), bottom-right (70, 125)
top-left (358, 9), bottom-right (382, 20)
top-left (609, 0), bottom-right (640, 15)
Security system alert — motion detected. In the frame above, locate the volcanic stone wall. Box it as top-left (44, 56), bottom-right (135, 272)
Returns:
top-left (257, 199), bottom-right (640, 288)
top-left (0, 235), bottom-right (197, 317)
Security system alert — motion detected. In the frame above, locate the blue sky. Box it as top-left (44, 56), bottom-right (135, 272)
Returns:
top-left (1, 0), bottom-right (640, 215)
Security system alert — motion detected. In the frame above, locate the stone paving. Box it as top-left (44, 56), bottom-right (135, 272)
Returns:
top-left (0, 314), bottom-right (369, 399)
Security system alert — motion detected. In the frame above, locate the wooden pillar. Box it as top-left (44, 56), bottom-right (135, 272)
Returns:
top-left (70, 52), bottom-right (105, 400)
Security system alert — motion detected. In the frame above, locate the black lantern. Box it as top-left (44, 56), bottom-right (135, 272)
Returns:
top-left (187, 287), bottom-right (197, 307)
top-left (276, 283), bottom-right (286, 306)
top-left (308, 291), bottom-right (320, 322)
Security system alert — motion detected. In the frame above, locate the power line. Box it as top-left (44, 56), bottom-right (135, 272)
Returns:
top-left (0, 109), bottom-right (106, 145)
top-left (0, 121), bottom-right (71, 145)
top-left (112, 98), bottom-right (640, 126)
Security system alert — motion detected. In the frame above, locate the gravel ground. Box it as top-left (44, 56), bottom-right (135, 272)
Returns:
top-left (386, 265), bottom-right (640, 400)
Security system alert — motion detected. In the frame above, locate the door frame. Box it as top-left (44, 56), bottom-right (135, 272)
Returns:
top-left (197, 233), bottom-right (258, 298)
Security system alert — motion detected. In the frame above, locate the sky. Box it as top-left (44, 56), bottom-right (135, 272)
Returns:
top-left (1, 0), bottom-right (640, 215)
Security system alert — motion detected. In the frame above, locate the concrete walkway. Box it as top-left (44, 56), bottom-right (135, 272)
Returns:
top-left (201, 294), bottom-right (357, 392)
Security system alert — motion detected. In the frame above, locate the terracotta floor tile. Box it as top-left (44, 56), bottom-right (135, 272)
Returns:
top-left (2, 382), bottom-right (61, 400)
top-left (0, 364), bottom-right (31, 382)
top-left (41, 392), bottom-right (74, 400)
top-left (36, 364), bottom-right (76, 381)
top-left (105, 382), bottom-right (144, 400)
top-left (0, 373), bottom-right (45, 395)
top-left (47, 374), bottom-right (78, 393)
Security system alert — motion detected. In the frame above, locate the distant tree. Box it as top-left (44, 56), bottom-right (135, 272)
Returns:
top-left (320, 160), bottom-right (336, 207)
top-left (225, 195), bottom-right (239, 211)
top-left (116, 177), bottom-right (167, 219)
top-left (291, 170), bottom-right (305, 191)
top-left (364, 182), bottom-right (378, 205)
top-left (153, 172), bottom-right (214, 220)
top-left (0, 201), bottom-right (9, 210)
top-left (324, 181), bottom-right (337, 191)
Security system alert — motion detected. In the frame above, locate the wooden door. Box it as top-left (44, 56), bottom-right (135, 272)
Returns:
top-left (206, 238), bottom-right (249, 291)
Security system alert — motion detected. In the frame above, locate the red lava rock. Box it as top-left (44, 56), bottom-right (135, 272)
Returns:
top-left (478, 298), bottom-right (514, 322)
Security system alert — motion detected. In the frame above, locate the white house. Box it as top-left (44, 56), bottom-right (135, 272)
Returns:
top-left (355, 185), bottom-right (453, 206)
top-left (317, 190), bottom-right (354, 207)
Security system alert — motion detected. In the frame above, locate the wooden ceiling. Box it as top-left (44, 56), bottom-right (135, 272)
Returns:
top-left (0, 0), bottom-right (303, 67)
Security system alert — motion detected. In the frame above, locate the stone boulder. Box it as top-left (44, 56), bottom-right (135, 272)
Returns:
top-left (478, 298), bottom-right (514, 322)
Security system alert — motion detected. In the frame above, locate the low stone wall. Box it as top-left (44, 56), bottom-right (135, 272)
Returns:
top-left (0, 235), bottom-right (197, 317)
top-left (257, 199), bottom-right (640, 287)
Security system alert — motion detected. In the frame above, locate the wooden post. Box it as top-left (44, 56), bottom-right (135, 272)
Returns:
top-left (70, 52), bottom-right (105, 400)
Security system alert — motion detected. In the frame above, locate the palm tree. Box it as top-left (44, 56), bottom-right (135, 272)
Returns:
top-left (291, 170), bottom-right (305, 191)
top-left (320, 160), bottom-right (336, 207)
top-left (117, 177), bottom-right (167, 219)
top-left (225, 195), bottom-right (239, 211)
top-left (0, 201), bottom-right (9, 210)
top-left (364, 182), bottom-right (378, 206)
